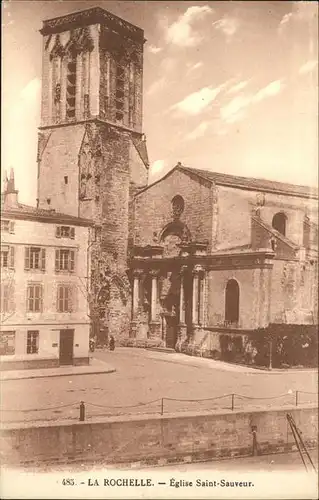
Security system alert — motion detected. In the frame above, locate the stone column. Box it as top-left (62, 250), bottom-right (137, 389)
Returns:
top-left (151, 272), bottom-right (158, 322)
top-left (179, 267), bottom-right (186, 325)
top-left (149, 270), bottom-right (161, 341)
top-left (176, 265), bottom-right (188, 352)
top-left (192, 269), bottom-right (200, 325)
top-left (132, 271), bottom-right (141, 320)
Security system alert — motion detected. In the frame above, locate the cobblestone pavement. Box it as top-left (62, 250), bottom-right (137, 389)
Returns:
top-left (1, 348), bottom-right (317, 425)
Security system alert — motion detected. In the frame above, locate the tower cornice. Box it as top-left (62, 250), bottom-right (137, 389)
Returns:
top-left (40, 6), bottom-right (145, 43)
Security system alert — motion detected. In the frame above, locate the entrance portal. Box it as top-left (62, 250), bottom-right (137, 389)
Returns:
top-left (59, 329), bottom-right (74, 365)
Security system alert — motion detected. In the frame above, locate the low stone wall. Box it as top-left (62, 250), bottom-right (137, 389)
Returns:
top-left (1, 405), bottom-right (317, 467)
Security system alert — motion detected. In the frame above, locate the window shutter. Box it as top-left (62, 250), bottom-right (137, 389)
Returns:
top-left (9, 285), bottom-right (15, 313)
top-left (68, 286), bottom-right (73, 312)
top-left (41, 248), bottom-right (46, 271)
top-left (57, 285), bottom-right (61, 312)
top-left (9, 221), bottom-right (15, 234)
top-left (9, 247), bottom-right (15, 269)
top-left (56, 226), bottom-right (61, 238)
top-left (39, 285), bottom-right (43, 312)
top-left (25, 247), bottom-right (30, 270)
top-left (70, 227), bottom-right (75, 239)
top-left (26, 286), bottom-right (31, 312)
top-left (55, 249), bottom-right (60, 271)
top-left (69, 250), bottom-right (75, 272)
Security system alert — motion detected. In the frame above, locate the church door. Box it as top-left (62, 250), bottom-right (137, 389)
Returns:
top-left (165, 315), bottom-right (178, 349)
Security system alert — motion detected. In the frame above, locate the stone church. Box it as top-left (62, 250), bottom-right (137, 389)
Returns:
top-left (36, 7), bottom-right (318, 357)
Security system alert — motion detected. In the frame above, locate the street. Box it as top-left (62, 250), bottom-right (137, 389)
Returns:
top-left (1, 347), bottom-right (317, 424)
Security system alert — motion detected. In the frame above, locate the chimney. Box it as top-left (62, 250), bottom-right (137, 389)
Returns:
top-left (2, 168), bottom-right (19, 208)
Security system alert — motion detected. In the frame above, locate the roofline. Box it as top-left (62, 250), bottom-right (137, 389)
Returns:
top-left (251, 215), bottom-right (299, 249)
top-left (135, 164), bottom-right (318, 200)
top-left (134, 165), bottom-right (179, 197)
top-left (180, 166), bottom-right (318, 200)
top-left (2, 209), bottom-right (93, 227)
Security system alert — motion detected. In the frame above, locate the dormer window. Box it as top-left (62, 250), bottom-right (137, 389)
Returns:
top-left (56, 226), bottom-right (75, 239)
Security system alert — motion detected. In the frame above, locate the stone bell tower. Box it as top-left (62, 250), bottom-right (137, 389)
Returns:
top-left (37, 7), bottom-right (149, 341)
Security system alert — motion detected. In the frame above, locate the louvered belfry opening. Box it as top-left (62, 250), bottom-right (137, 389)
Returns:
top-left (66, 54), bottom-right (77, 119)
top-left (115, 63), bottom-right (125, 122)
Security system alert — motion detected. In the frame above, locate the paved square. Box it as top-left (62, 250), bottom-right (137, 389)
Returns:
top-left (1, 348), bottom-right (317, 425)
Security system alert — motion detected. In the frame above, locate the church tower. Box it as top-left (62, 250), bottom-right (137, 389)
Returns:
top-left (37, 7), bottom-right (149, 341)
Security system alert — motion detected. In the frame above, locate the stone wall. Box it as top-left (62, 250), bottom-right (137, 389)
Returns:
top-left (1, 405), bottom-right (317, 467)
top-left (134, 169), bottom-right (213, 247)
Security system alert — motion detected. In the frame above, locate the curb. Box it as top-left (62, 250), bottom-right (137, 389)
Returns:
top-left (0, 367), bottom-right (116, 382)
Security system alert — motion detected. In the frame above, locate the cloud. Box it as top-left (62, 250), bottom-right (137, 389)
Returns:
top-left (187, 61), bottom-right (203, 74)
top-left (213, 17), bottom-right (239, 40)
top-left (299, 59), bottom-right (318, 75)
top-left (150, 159), bottom-right (165, 174)
top-left (252, 80), bottom-right (284, 103)
top-left (166, 5), bottom-right (213, 47)
top-left (148, 45), bottom-right (162, 54)
top-left (160, 57), bottom-right (175, 72)
top-left (20, 78), bottom-right (41, 101)
top-left (221, 80), bottom-right (284, 124)
top-left (220, 95), bottom-right (252, 124)
top-left (146, 77), bottom-right (167, 96)
top-left (171, 85), bottom-right (224, 116)
top-left (186, 121), bottom-right (211, 140)
top-left (227, 80), bottom-right (249, 95)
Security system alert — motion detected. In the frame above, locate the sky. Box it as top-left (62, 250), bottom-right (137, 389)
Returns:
top-left (2, 0), bottom-right (318, 205)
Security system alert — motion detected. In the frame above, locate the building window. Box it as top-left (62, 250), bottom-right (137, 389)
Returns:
top-left (64, 176), bottom-right (68, 185)
top-left (115, 63), bottom-right (125, 122)
top-left (0, 283), bottom-right (14, 314)
top-left (27, 330), bottom-right (39, 354)
top-left (66, 55), bottom-right (76, 119)
top-left (0, 331), bottom-right (15, 355)
top-left (56, 226), bottom-right (75, 239)
top-left (57, 285), bottom-right (73, 312)
top-left (172, 195), bottom-right (185, 220)
top-left (272, 212), bottom-right (287, 236)
top-left (225, 279), bottom-right (239, 326)
top-left (27, 284), bottom-right (43, 312)
top-left (55, 249), bottom-right (75, 272)
top-left (1, 220), bottom-right (15, 233)
top-left (25, 247), bottom-right (46, 271)
top-left (1, 246), bottom-right (15, 268)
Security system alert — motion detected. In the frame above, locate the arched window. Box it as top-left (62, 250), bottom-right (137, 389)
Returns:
top-left (272, 212), bottom-right (287, 236)
top-left (225, 279), bottom-right (239, 325)
top-left (171, 195), bottom-right (184, 219)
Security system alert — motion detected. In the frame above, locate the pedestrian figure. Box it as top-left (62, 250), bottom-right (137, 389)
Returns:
top-left (109, 335), bottom-right (115, 351)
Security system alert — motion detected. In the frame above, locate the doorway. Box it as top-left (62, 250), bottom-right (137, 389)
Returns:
top-left (165, 315), bottom-right (178, 349)
top-left (59, 329), bottom-right (74, 365)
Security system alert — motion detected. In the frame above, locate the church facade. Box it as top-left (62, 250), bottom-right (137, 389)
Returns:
top-left (33, 7), bottom-right (317, 361)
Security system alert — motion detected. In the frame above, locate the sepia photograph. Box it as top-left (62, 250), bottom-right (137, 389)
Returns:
top-left (1, 1), bottom-right (318, 498)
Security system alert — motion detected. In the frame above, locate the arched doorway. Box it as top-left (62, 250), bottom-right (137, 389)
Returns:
top-left (225, 279), bottom-right (239, 326)
top-left (272, 212), bottom-right (287, 236)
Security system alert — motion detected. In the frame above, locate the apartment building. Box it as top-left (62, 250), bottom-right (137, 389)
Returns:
top-left (0, 173), bottom-right (93, 370)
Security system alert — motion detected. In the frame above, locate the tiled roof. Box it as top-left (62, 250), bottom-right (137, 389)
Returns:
top-left (131, 136), bottom-right (149, 168)
top-left (2, 203), bottom-right (93, 226)
top-left (179, 165), bottom-right (318, 199)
